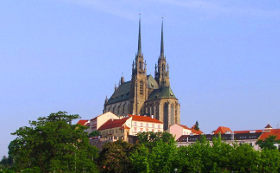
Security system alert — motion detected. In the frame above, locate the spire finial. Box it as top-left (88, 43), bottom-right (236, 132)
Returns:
top-left (137, 14), bottom-right (142, 55)
top-left (160, 17), bottom-right (164, 57)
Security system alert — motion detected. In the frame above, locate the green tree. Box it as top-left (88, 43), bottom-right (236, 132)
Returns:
top-left (258, 148), bottom-right (280, 173)
top-left (89, 130), bottom-right (100, 137)
top-left (194, 121), bottom-right (199, 131)
top-left (130, 144), bottom-right (149, 173)
top-left (230, 144), bottom-right (260, 172)
top-left (8, 111), bottom-right (99, 173)
top-left (98, 140), bottom-right (135, 173)
top-left (130, 132), bottom-right (177, 173)
top-left (256, 135), bottom-right (280, 150)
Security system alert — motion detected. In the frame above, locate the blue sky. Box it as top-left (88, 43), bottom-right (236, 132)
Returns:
top-left (1, 0), bottom-right (280, 157)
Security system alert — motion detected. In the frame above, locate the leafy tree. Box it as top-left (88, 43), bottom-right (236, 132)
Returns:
top-left (130, 132), bottom-right (177, 173)
top-left (258, 148), bottom-right (280, 173)
top-left (0, 156), bottom-right (13, 168)
top-left (98, 140), bottom-right (135, 173)
top-left (130, 144), bottom-right (149, 173)
top-left (89, 130), bottom-right (100, 137)
top-left (8, 111), bottom-right (99, 173)
top-left (137, 132), bottom-right (175, 150)
top-left (256, 135), bottom-right (280, 150)
top-left (194, 121), bottom-right (199, 131)
top-left (230, 144), bottom-right (260, 172)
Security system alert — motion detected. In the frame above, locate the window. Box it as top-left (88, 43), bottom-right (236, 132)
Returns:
top-left (140, 81), bottom-right (144, 95)
top-left (134, 122), bottom-right (137, 126)
top-left (140, 123), bottom-right (143, 127)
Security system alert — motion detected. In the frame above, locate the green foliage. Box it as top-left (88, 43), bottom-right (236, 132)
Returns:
top-left (194, 121), bottom-right (199, 131)
top-left (4, 112), bottom-right (280, 173)
top-left (130, 132), bottom-right (177, 173)
top-left (8, 111), bottom-right (99, 173)
top-left (89, 130), bottom-right (101, 137)
top-left (98, 140), bottom-right (135, 173)
top-left (256, 135), bottom-right (280, 150)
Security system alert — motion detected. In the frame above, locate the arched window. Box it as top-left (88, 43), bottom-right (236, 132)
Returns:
top-left (140, 81), bottom-right (144, 95)
top-left (164, 102), bottom-right (169, 130)
top-left (123, 103), bottom-right (126, 114)
top-left (171, 104), bottom-right (174, 125)
top-left (175, 103), bottom-right (178, 124)
top-left (155, 104), bottom-right (159, 119)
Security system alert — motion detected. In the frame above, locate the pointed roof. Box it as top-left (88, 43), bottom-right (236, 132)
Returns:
top-left (213, 126), bottom-right (232, 134)
top-left (259, 129), bottom-right (280, 140)
top-left (137, 17), bottom-right (142, 55)
top-left (160, 19), bottom-right (164, 57)
top-left (98, 117), bottom-right (130, 130)
top-left (77, 120), bottom-right (89, 126)
top-left (265, 124), bottom-right (272, 129)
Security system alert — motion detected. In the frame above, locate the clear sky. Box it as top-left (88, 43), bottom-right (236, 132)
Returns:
top-left (1, 0), bottom-right (280, 157)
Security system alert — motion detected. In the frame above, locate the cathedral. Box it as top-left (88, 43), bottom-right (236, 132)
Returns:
top-left (103, 19), bottom-right (180, 130)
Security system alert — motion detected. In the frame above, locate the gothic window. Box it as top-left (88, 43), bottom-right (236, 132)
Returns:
top-left (112, 106), bottom-right (115, 114)
top-left (164, 102), bottom-right (169, 130)
top-left (140, 81), bottom-right (144, 95)
top-left (117, 104), bottom-right (121, 115)
top-left (139, 62), bottom-right (143, 69)
top-left (122, 103), bottom-right (125, 114)
top-left (171, 104), bottom-right (174, 125)
top-left (155, 104), bottom-right (159, 119)
top-left (175, 103), bottom-right (178, 124)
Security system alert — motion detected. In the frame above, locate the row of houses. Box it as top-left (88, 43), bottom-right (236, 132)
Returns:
top-left (77, 112), bottom-right (280, 150)
top-left (177, 124), bottom-right (280, 150)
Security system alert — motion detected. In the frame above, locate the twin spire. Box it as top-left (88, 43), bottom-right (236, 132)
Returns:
top-left (137, 18), bottom-right (165, 57)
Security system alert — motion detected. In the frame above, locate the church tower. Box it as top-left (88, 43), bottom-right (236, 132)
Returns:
top-left (155, 21), bottom-right (170, 87)
top-left (129, 18), bottom-right (148, 115)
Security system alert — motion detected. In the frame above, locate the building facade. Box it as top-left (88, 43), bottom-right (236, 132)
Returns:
top-left (103, 20), bottom-right (180, 130)
top-left (97, 114), bottom-right (163, 142)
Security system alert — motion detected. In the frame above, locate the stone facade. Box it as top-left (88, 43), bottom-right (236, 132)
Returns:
top-left (103, 20), bottom-right (180, 130)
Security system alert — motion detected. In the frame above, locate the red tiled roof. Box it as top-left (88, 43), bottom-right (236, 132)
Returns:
top-left (213, 126), bottom-right (232, 134)
top-left (234, 130), bottom-right (263, 134)
top-left (178, 124), bottom-right (192, 130)
top-left (77, 120), bottom-right (89, 126)
top-left (259, 129), bottom-right (280, 140)
top-left (98, 117), bottom-right (129, 130)
top-left (178, 124), bottom-right (203, 135)
top-left (128, 114), bottom-right (163, 123)
top-left (191, 128), bottom-right (203, 135)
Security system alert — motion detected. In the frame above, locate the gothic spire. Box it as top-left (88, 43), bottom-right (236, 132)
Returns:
top-left (137, 17), bottom-right (142, 55)
top-left (160, 19), bottom-right (164, 58)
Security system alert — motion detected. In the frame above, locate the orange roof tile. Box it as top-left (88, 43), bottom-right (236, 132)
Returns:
top-left (191, 128), bottom-right (203, 135)
top-left (98, 117), bottom-right (129, 130)
top-left (178, 124), bottom-right (203, 135)
top-left (77, 120), bottom-right (89, 126)
top-left (128, 114), bottom-right (163, 124)
top-left (259, 129), bottom-right (280, 140)
top-left (178, 124), bottom-right (192, 130)
top-left (213, 126), bottom-right (232, 134)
